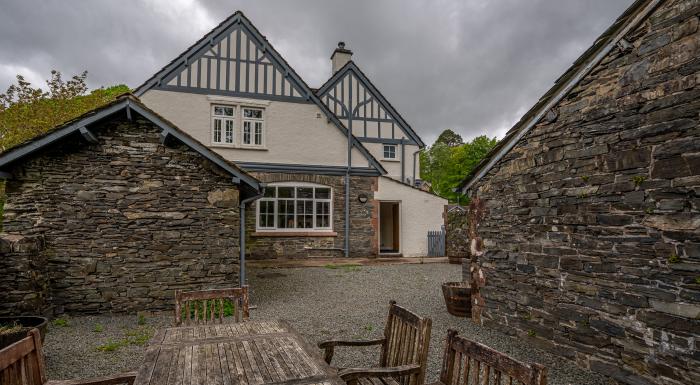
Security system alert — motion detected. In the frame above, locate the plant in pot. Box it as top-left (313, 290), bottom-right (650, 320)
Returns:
top-left (0, 316), bottom-right (49, 350)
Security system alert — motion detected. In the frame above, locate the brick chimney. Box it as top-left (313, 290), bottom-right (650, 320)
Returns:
top-left (331, 42), bottom-right (353, 74)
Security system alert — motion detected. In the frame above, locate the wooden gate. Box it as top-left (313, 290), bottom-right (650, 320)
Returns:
top-left (427, 228), bottom-right (446, 257)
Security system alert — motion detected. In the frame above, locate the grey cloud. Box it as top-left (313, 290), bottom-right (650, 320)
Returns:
top-left (0, 0), bottom-right (633, 145)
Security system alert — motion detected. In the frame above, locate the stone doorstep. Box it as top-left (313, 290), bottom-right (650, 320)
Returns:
top-left (248, 256), bottom-right (449, 269)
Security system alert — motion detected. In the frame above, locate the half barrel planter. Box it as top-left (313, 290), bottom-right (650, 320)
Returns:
top-left (442, 282), bottom-right (472, 317)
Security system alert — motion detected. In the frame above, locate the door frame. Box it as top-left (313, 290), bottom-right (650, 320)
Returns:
top-left (378, 200), bottom-right (401, 255)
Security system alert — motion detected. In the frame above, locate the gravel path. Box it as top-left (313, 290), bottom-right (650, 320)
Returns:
top-left (44, 263), bottom-right (613, 384)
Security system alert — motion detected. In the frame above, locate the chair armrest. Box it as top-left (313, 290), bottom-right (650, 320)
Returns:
top-left (338, 364), bottom-right (422, 381)
top-left (317, 338), bottom-right (386, 364)
top-left (46, 372), bottom-right (137, 385)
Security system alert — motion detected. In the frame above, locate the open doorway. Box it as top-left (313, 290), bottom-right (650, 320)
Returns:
top-left (379, 201), bottom-right (400, 254)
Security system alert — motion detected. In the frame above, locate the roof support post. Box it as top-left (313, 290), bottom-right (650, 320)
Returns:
top-left (240, 187), bottom-right (265, 287)
top-left (78, 126), bottom-right (99, 144)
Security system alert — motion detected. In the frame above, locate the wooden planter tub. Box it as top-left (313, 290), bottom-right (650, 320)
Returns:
top-left (0, 316), bottom-right (48, 350)
top-left (442, 282), bottom-right (472, 317)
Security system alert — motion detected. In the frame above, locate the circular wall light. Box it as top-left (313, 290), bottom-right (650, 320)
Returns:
top-left (358, 193), bottom-right (369, 204)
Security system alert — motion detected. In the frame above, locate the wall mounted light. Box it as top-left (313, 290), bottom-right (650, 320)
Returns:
top-left (358, 193), bottom-right (368, 204)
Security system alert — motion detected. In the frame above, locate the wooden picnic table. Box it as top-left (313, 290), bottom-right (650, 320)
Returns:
top-left (134, 319), bottom-right (344, 385)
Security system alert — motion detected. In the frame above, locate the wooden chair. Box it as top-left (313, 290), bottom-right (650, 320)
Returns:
top-left (0, 328), bottom-right (135, 385)
top-left (319, 301), bottom-right (432, 385)
top-left (430, 330), bottom-right (547, 385)
top-left (174, 286), bottom-right (249, 326)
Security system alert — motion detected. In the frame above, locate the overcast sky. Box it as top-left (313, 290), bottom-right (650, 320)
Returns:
top-left (0, 0), bottom-right (633, 145)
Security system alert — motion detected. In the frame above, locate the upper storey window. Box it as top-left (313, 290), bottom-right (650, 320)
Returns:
top-left (242, 108), bottom-right (264, 147)
top-left (212, 105), bottom-right (235, 145)
top-left (383, 144), bottom-right (397, 160)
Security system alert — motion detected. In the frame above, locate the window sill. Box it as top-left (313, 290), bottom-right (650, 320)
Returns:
top-left (381, 158), bottom-right (400, 162)
top-left (239, 145), bottom-right (268, 151)
top-left (211, 144), bottom-right (237, 149)
top-left (252, 231), bottom-right (338, 237)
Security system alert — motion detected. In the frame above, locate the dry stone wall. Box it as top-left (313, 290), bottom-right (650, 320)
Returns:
top-left (1, 116), bottom-right (241, 314)
top-left (466, 1), bottom-right (700, 384)
top-left (0, 234), bottom-right (49, 316)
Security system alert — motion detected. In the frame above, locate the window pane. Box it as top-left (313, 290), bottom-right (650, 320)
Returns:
top-left (259, 200), bottom-right (275, 228)
top-left (244, 108), bottom-right (263, 119)
top-left (214, 106), bottom-right (234, 116)
top-left (213, 119), bottom-right (222, 142)
top-left (296, 200), bottom-right (313, 228)
top-left (316, 201), bottom-right (330, 228)
top-left (264, 187), bottom-right (275, 198)
top-left (383, 145), bottom-right (396, 159)
top-left (315, 188), bottom-right (330, 199)
top-left (255, 122), bottom-right (263, 145)
top-left (243, 121), bottom-right (251, 144)
top-left (297, 187), bottom-right (313, 199)
top-left (277, 200), bottom-right (294, 228)
top-left (225, 120), bottom-right (234, 143)
top-left (278, 187), bottom-right (294, 198)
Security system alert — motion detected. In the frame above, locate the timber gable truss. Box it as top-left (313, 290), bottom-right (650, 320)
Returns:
top-left (317, 61), bottom-right (425, 147)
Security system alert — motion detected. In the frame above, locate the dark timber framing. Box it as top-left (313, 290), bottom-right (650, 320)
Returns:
top-left (236, 162), bottom-right (381, 176)
top-left (317, 61), bottom-right (426, 148)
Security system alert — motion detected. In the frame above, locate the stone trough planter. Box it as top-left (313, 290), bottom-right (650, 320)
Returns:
top-left (441, 282), bottom-right (472, 317)
top-left (0, 316), bottom-right (48, 350)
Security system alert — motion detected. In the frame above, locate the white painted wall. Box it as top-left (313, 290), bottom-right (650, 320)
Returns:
top-left (375, 176), bottom-right (447, 257)
top-left (141, 89), bottom-right (368, 167)
top-left (362, 142), bottom-right (421, 183)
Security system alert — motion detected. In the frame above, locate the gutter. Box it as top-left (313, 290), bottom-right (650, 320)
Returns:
top-left (412, 148), bottom-right (422, 186)
top-left (239, 186), bottom-right (265, 287)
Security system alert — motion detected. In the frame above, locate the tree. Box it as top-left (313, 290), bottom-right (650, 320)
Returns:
top-left (435, 129), bottom-right (463, 147)
top-left (420, 134), bottom-right (498, 203)
top-left (0, 70), bottom-right (129, 151)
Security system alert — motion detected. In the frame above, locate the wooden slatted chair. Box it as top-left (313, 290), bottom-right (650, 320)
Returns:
top-left (174, 286), bottom-right (249, 326)
top-left (430, 330), bottom-right (547, 385)
top-left (319, 301), bottom-right (432, 385)
top-left (0, 328), bottom-right (135, 385)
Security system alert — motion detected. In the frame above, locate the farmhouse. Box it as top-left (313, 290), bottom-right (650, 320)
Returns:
top-left (457, 0), bottom-right (700, 384)
top-left (134, 12), bottom-right (447, 259)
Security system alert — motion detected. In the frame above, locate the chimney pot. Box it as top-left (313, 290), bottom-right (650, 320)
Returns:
top-left (331, 41), bottom-right (353, 75)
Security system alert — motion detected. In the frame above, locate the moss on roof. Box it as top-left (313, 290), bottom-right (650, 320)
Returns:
top-left (0, 84), bottom-right (130, 152)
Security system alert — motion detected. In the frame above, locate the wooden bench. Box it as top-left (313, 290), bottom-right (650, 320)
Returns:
top-left (429, 330), bottom-right (547, 385)
top-left (174, 286), bottom-right (249, 326)
top-left (0, 328), bottom-right (135, 385)
top-left (319, 301), bottom-right (432, 385)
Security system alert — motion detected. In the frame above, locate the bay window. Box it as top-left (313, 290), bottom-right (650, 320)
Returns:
top-left (257, 183), bottom-right (332, 231)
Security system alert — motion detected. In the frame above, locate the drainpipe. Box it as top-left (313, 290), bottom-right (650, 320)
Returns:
top-left (400, 140), bottom-right (406, 184)
top-left (239, 186), bottom-right (265, 287)
top-left (412, 149), bottom-right (422, 187)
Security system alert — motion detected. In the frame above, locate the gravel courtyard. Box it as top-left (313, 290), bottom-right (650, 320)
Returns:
top-left (44, 263), bottom-right (613, 385)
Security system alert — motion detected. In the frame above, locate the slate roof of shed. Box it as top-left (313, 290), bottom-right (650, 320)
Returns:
top-left (0, 94), bottom-right (261, 192)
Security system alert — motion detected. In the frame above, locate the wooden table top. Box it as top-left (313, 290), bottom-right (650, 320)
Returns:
top-left (135, 320), bottom-right (343, 385)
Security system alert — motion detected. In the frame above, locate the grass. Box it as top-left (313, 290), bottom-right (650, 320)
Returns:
top-left (180, 300), bottom-right (238, 321)
top-left (668, 254), bottom-right (681, 264)
top-left (137, 313), bottom-right (147, 326)
top-left (52, 317), bottom-right (69, 327)
top-left (96, 326), bottom-right (154, 352)
top-left (324, 263), bottom-right (362, 272)
top-left (0, 322), bottom-right (22, 335)
top-left (93, 323), bottom-right (104, 333)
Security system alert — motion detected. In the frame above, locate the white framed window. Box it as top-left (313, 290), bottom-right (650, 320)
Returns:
top-left (212, 105), bottom-right (235, 145)
top-left (256, 183), bottom-right (332, 231)
top-left (383, 144), bottom-right (397, 159)
top-left (242, 107), bottom-right (264, 147)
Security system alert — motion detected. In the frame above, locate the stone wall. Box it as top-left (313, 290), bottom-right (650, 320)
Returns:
top-left (445, 206), bottom-right (469, 260)
top-left (245, 173), bottom-right (378, 259)
top-left (466, 1), bottom-right (700, 384)
top-left (0, 234), bottom-right (49, 316)
top-left (2, 116), bottom-right (242, 314)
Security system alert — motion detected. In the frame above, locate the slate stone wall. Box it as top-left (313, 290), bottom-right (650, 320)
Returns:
top-left (445, 206), bottom-right (469, 260)
top-left (245, 173), bottom-right (378, 259)
top-left (465, 1), bottom-right (700, 384)
top-left (1, 116), bottom-right (241, 314)
top-left (0, 234), bottom-right (49, 316)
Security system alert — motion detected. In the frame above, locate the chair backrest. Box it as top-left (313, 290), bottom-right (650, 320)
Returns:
top-left (438, 330), bottom-right (547, 385)
top-left (0, 329), bottom-right (46, 385)
top-left (380, 301), bottom-right (432, 385)
top-left (174, 286), bottom-right (249, 326)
